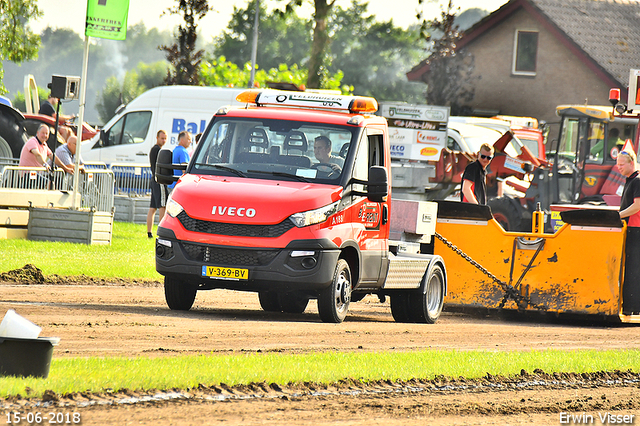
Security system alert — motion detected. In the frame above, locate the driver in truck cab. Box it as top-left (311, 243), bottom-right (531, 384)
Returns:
top-left (313, 135), bottom-right (344, 169)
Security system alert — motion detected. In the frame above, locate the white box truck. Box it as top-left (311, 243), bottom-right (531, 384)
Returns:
top-left (80, 86), bottom-right (245, 165)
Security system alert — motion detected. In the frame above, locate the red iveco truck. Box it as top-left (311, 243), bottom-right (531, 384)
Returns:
top-left (154, 90), bottom-right (446, 323)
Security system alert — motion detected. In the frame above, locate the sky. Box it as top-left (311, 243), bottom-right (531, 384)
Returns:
top-left (30, 0), bottom-right (510, 41)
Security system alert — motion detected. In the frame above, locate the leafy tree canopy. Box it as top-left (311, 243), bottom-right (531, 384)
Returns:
top-left (3, 23), bottom-right (171, 124)
top-left (214, 0), bottom-right (426, 103)
top-left (162, 0), bottom-right (210, 85)
top-left (0, 0), bottom-right (41, 94)
top-left (96, 61), bottom-right (168, 123)
top-left (199, 56), bottom-right (351, 94)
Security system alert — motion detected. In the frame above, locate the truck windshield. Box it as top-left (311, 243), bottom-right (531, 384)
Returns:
top-left (191, 117), bottom-right (355, 183)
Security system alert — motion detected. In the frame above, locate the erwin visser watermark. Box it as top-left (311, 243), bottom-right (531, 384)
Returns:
top-left (560, 412), bottom-right (635, 424)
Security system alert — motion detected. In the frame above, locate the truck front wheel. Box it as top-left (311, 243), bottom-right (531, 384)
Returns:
top-left (164, 275), bottom-right (197, 310)
top-left (318, 259), bottom-right (351, 323)
top-left (409, 264), bottom-right (445, 324)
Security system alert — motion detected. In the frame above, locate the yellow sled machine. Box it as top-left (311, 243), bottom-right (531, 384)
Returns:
top-left (434, 200), bottom-right (639, 323)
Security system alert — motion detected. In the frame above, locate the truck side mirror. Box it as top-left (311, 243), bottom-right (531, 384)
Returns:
top-left (368, 165), bottom-right (388, 202)
top-left (155, 149), bottom-right (179, 185)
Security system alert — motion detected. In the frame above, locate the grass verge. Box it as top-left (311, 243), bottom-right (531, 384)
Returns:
top-left (1, 349), bottom-right (639, 398)
top-left (0, 222), bottom-right (159, 280)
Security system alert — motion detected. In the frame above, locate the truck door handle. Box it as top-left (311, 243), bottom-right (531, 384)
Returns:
top-left (382, 204), bottom-right (388, 225)
top-left (136, 152), bottom-right (147, 156)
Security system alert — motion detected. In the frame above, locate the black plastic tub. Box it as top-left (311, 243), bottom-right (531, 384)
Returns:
top-left (0, 337), bottom-right (59, 378)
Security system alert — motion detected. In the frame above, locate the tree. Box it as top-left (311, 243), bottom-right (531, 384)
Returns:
top-left (162, 0), bottom-right (211, 85)
top-left (276, 0), bottom-right (336, 89)
top-left (199, 56), bottom-right (350, 93)
top-left (0, 0), bottom-right (41, 93)
top-left (216, 0), bottom-right (424, 102)
top-left (327, 1), bottom-right (425, 103)
top-left (215, 2), bottom-right (311, 71)
top-left (417, 0), bottom-right (477, 114)
top-left (96, 61), bottom-right (168, 123)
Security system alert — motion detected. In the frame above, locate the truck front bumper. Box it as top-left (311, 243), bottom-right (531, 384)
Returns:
top-left (155, 227), bottom-right (340, 293)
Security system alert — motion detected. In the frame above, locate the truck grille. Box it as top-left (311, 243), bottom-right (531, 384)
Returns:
top-left (182, 243), bottom-right (279, 265)
top-left (177, 211), bottom-right (295, 237)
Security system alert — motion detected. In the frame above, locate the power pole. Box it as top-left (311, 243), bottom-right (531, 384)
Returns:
top-left (248, 0), bottom-right (260, 88)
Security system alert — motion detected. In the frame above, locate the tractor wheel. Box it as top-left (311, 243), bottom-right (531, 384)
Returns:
top-left (317, 259), bottom-right (352, 323)
top-left (164, 275), bottom-right (197, 310)
top-left (488, 197), bottom-right (524, 232)
top-left (0, 112), bottom-right (27, 159)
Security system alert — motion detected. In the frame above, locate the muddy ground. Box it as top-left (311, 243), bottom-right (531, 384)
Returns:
top-left (1, 265), bottom-right (640, 425)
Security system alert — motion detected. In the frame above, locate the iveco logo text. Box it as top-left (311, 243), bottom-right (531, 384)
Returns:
top-left (212, 206), bottom-right (256, 217)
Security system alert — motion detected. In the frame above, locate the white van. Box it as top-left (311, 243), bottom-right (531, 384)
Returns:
top-left (80, 86), bottom-right (245, 165)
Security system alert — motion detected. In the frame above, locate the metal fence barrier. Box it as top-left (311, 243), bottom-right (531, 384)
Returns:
top-left (0, 166), bottom-right (115, 213)
top-left (109, 163), bottom-right (152, 197)
top-left (0, 157), bottom-right (19, 174)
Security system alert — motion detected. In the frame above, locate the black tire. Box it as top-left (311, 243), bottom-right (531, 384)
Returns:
top-left (390, 292), bottom-right (412, 323)
top-left (258, 291), bottom-right (281, 312)
top-left (279, 292), bottom-right (310, 314)
top-left (317, 259), bottom-right (352, 323)
top-left (408, 264), bottom-right (445, 324)
top-left (488, 196), bottom-right (524, 232)
top-left (164, 275), bottom-right (197, 310)
top-left (0, 113), bottom-right (27, 159)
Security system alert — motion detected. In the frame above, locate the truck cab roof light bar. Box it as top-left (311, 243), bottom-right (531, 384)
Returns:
top-left (236, 90), bottom-right (378, 114)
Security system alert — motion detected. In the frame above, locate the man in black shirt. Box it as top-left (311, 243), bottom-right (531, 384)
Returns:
top-left (461, 143), bottom-right (494, 204)
top-left (617, 148), bottom-right (640, 314)
top-left (39, 94), bottom-right (75, 122)
top-left (146, 130), bottom-right (168, 238)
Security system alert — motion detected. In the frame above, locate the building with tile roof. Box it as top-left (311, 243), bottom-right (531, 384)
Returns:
top-left (407, 0), bottom-right (640, 132)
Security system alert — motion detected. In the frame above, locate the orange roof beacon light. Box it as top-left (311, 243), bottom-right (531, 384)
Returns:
top-left (236, 90), bottom-right (261, 104)
top-left (235, 90), bottom-right (378, 114)
top-left (609, 88), bottom-right (621, 106)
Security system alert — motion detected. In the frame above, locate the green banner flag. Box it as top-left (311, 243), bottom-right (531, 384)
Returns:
top-left (86, 0), bottom-right (130, 40)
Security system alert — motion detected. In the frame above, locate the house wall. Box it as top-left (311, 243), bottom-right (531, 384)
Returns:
top-left (464, 8), bottom-right (613, 138)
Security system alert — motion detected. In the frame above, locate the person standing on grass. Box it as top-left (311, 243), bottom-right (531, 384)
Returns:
top-left (147, 130), bottom-right (168, 238)
top-left (168, 131), bottom-right (192, 191)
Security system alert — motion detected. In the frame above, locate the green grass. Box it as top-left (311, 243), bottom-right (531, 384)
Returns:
top-left (0, 222), bottom-right (159, 280)
top-left (0, 349), bottom-right (638, 398)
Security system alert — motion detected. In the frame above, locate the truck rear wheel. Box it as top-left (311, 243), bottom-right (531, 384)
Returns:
top-left (409, 265), bottom-right (445, 324)
top-left (164, 276), bottom-right (197, 310)
top-left (258, 291), bottom-right (281, 312)
top-left (279, 292), bottom-right (309, 314)
top-left (318, 259), bottom-right (351, 323)
top-left (390, 292), bottom-right (412, 323)
top-left (259, 291), bottom-right (310, 313)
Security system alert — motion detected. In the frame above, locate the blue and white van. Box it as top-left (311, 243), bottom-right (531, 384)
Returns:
top-left (80, 86), bottom-right (244, 165)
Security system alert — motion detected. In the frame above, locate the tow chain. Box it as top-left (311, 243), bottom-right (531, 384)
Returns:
top-left (434, 232), bottom-right (546, 311)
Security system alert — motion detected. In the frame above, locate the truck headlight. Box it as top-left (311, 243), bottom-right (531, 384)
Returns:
top-left (289, 201), bottom-right (339, 227)
top-left (166, 198), bottom-right (184, 218)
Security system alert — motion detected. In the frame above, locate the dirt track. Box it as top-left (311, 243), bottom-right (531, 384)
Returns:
top-left (1, 275), bottom-right (640, 425)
